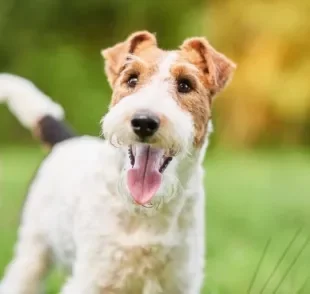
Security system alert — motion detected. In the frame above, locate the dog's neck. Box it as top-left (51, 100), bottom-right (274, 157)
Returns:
top-left (177, 146), bottom-right (207, 186)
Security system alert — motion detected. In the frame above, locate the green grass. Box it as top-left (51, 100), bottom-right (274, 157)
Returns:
top-left (1, 146), bottom-right (310, 293)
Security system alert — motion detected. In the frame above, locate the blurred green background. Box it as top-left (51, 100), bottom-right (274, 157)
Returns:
top-left (1, 0), bottom-right (310, 293)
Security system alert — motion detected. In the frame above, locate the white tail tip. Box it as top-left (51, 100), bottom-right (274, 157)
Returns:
top-left (0, 73), bottom-right (64, 129)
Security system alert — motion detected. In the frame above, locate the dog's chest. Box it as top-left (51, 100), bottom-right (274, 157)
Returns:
top-left (104, 239), bottom-right (183, 293)
top-left (108, 243), bottom-right (169, 291)
top-left (102, 216), bottom-right (184, 293)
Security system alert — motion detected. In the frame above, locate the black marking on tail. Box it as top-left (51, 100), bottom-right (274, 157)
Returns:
top-left (36, 115), bottom-right (76, 147)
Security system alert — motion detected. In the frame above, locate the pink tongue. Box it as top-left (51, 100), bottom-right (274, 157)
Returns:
top-left (127, 145), bottom-right (163, 205)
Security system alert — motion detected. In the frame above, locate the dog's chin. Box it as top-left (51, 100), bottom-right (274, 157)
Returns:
top-left (117, 166), bottom-right (180, 217)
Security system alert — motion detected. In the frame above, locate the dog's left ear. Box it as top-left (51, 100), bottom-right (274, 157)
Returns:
top-left (181, 37), bottom-right (236, 96)
top-left (101, 31), bottom-right (157, 86)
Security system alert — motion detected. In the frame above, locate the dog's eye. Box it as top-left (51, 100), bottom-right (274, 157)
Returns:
top-left (127, 74), bottom-right (139, 88)
top-left (177, 78), bottom-right (192, 93)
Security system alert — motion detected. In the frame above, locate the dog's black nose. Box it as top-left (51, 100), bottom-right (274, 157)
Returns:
top-left (131, 112), bottom-right (160, 139)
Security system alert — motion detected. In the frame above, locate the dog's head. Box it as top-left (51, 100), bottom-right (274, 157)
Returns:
top-left (101, 31), bottom-right (235, 211)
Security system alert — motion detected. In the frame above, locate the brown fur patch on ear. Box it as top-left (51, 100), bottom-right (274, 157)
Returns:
top-left (101, 31), bottom-right (157, 86)
top-left (128, 31), bottom-right (157, 54)
top-left (181, 37), bottom-right (236, 95)
top-left (101, 42), bottom-right (128, 86)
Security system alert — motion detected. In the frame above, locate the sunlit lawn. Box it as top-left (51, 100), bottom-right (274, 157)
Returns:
top-left (1, 146), bottom-right (310, 293)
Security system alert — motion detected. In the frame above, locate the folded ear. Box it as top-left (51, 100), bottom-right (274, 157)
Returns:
top-left (101, 31), bottom-right (157, 86)
top-left (181, 37), bottom-right (236, 96)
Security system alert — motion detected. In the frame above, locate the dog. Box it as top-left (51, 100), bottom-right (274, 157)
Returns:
top-left (0, 31), bottom-right (235, 294)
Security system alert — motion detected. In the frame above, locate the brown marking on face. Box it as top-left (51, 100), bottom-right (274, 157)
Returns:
top-left (109, 46), bottom-right (165, 107)
top-left (170, 61), bottom-right (212, 147)
top-left (180, 38), bottom-right (236, 95)
top-left (169, 38), bottom-right (236, 146)
top-left (101, 32), bottom-right (236, 148)
top-left (101, 31), bottom-right (159, 87)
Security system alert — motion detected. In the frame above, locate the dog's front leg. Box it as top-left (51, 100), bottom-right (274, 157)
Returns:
top-left (59, 258), bottom-right (103, 294)
top-left (59, 277), bottom-right (101, 294)
top-left (0, 232), bottom-right (50, 294)
top-left (60, 275), bottom-right (119, 294)
top-left (59, 248), bottom-right (119, 294)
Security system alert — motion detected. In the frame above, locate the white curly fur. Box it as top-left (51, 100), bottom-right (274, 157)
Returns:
top-left (0, 74), bottom-right (64, 128)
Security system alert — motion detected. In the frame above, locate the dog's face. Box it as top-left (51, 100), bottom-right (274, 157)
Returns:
top-left (102, 31), bottom-right (235, 210)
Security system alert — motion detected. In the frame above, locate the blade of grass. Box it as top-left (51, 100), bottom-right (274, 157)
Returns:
top-left (247, 238), bottom-right (271, 294)
top-left (297, 275), bottom-right (310, 294)
top-left (259, 227), bottom-right (303, 294)
top-left (273, 236), bottom-right (310, 294)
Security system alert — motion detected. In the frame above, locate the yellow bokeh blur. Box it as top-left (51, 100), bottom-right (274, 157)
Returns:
top-left (208, 0), bottom-right (310, 147)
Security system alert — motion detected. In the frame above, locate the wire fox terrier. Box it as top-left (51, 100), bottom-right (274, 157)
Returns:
top-left (0, 31), bottom-right (235, 294)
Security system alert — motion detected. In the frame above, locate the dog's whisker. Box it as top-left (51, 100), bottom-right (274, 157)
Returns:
top-left (154, 132), bottom-right (171, 153)
top-left (116, 136), bottom-right (122, 147)
top-left (109, 135), bottom-right (119, 148)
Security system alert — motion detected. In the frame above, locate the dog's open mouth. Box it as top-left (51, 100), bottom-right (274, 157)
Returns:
top-left (127, 144), bottom-right (173, 205)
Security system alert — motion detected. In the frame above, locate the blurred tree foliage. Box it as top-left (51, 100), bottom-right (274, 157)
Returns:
top-left (208, 0), bottom-right (310, 148)
top-left (0, 0), bottom-right (309, 148)
top-left (0, 0), bottom-right (207, 143)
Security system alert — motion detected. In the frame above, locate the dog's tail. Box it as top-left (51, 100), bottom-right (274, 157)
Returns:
top-left (0, 73), bottom-right (75, 149)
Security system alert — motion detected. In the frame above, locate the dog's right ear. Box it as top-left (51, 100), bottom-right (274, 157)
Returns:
top-left (101, 31), bottom-right (157, 87)
top-left (181, 37), bottom-right (236, 96)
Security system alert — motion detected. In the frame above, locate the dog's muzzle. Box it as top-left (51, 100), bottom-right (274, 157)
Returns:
top-left (125, 110), bottom-right (175, 206)
top-left (131, 110), bottom-right (160, 140)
